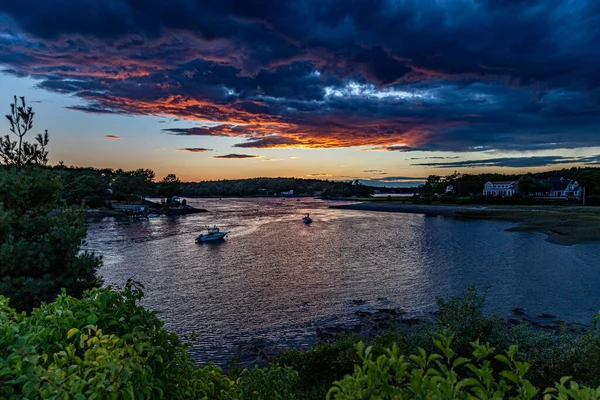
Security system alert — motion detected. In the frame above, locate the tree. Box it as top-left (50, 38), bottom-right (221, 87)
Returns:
top-left (0, 168), bottom-right (103, 312)
top-left (518, 174), bottom-right (551, 196)
top-left (1, 96), bottom-right (49, 170)
top-left (159, 174), bottom-right (181, 198)
top-left (112, 168), bottom-right (155, 203)
top-left (421, 175), bottom-right (444, 196)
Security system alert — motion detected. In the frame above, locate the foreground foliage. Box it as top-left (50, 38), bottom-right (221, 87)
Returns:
top-left (328, 334), bottom-right (600, 399)
top-left (0, 281), bottom-right (298, 399)
top-left (0, 167), bottom-right (103, 312)
top-left (1, 285), bottom-right (600, 399)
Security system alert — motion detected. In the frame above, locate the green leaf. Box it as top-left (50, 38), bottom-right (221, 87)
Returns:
top-left (67, 328), bottom-right (80, 339)
top-left (494, 354), bottom-right (510, 366)
top-left (87, 313), bottom-right (98, 325)
top-left (499, 370), bottom-right (519, 384)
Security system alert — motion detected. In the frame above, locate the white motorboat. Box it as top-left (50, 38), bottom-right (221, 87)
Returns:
top-left (195, 225), bottom-right (229, 242)
top-left (302, 213), bottom-right (313, 224)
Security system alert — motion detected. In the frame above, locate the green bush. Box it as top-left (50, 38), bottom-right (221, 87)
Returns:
top-left (277, 335), bottom-right (360, 399)
top-left (0, 281), bottom-right (297, 399)
top-left (2, 282), bottom-right (600, 399)
top-left (327, 332), bottom-right (600, 399)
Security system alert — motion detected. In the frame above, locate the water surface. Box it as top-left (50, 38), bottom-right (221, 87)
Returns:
top-left (85, 198), bottom-right (600, 364)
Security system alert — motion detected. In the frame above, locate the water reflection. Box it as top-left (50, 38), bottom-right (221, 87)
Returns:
top-left (85, 198), bottom-right (600, 364)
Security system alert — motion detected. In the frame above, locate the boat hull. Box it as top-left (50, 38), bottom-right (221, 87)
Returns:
top-left (195, 232), bottom-right (228, 242)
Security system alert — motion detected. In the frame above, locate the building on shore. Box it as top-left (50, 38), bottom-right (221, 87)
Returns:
top-left (483, 181), bottom-right (518, 197)
top-left (541, 177), bottom-right (582, 199)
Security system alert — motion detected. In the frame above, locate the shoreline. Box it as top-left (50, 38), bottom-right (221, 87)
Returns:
top-left (232, 305), bottom-right (589, 368)
top-left (330, 202), bottom-right (600, 246)
top-left (329, 202), bottom-right (485, 216)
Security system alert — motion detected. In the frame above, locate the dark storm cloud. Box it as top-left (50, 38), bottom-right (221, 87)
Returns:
top-left (104, 135), bottom-right (122, 139)
top-left (176, 148), bottom-right (213, 153)
top-left (2, 1), bottom-right (600, 155)
top-left (213, 154), bottom-right (260, 159)
top-left (233, 136), bottom-right (303, 148)
top-left (412, 156), bottom-right (596, 169)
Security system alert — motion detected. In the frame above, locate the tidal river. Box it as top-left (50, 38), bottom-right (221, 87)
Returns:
top-left (85, 197), bottom-right (600, 365)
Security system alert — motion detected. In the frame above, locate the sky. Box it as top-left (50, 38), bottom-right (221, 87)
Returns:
top-left (1, 0), bottom-right (600, 186)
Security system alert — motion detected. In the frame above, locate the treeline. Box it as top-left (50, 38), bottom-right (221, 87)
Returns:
top-left (33, 166), bottom-right (373, 206)
top-left (179, 177), bottom-right (371, 197)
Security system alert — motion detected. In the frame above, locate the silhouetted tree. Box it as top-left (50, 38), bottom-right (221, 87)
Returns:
top-left (159, 173), bottom-right (181, 198)
top-left (112, 168), bottom-right (155, 202)
top-left (1, 96), bottom-right (49, 170)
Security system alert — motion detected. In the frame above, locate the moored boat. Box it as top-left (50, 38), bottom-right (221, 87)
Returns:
top-left (195, 225), bottom-right (229, 242)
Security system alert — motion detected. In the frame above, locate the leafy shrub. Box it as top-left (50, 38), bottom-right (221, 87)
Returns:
top-left (277, 335), bottom-right (360, 399)
top-left (327, 332), bottom-right (600, 399)
top-left (0, 281), bottom-right (297, 399)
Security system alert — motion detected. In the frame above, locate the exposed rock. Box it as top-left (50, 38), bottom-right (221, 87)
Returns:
top-left (537, 313), bottom-right (556, 319)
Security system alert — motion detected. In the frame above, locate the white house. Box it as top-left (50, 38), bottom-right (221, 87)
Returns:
top-left (544, 177), bottom-right (582, 199)
top-left (483, 181), bottom-right (518, 197)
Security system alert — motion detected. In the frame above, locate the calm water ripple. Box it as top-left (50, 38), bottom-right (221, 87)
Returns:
top-left (85, 198), bottom-right (600, 364)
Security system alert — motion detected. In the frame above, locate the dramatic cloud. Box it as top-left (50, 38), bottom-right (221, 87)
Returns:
top-left (213, 154), bottom-right (260, 159)
top-left (104, 135), bottom-right (122, 139)
top-left (2, 1), bottom-right (600, 154)
top-left (176, 148), bottom-right (212, 153)
top-left (412, 156), bottom-right (600, 169)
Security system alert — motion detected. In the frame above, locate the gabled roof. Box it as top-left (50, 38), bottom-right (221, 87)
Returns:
top-left (546, 177), bottom-right (573, 191)
top-left (486, 181), bottom-right (516, 185)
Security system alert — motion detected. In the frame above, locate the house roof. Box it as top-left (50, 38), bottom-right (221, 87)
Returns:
top-left (486, 181), bottom-right (516, 186)
top-left (546, 177), bottom-right (573, 191)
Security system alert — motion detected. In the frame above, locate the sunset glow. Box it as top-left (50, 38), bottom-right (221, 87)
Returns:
top-left (1, 1), bottom-right (600, 184)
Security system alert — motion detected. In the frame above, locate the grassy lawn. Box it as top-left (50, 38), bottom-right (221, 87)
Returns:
top-left (456, 206), bottom-right (600, 243)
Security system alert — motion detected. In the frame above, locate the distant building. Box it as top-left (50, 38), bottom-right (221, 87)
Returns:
top-left (281, 189), bottom-right (294, 196)
top-left (544, 177), bottom-right (582, 199)
top-left (483, 181), bottom-right (518, 197)
top-left (445, 185), bottom-right (454, 194)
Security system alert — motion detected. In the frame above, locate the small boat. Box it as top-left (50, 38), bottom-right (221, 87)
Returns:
top-left (302, 213), bottom-right (312, 224)
top-left (195, 225), bottom-right (229, 242)
top-left (147, 213), bottom-right (161, 218)
top-left (281, 197), bottom-right (285, 200)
